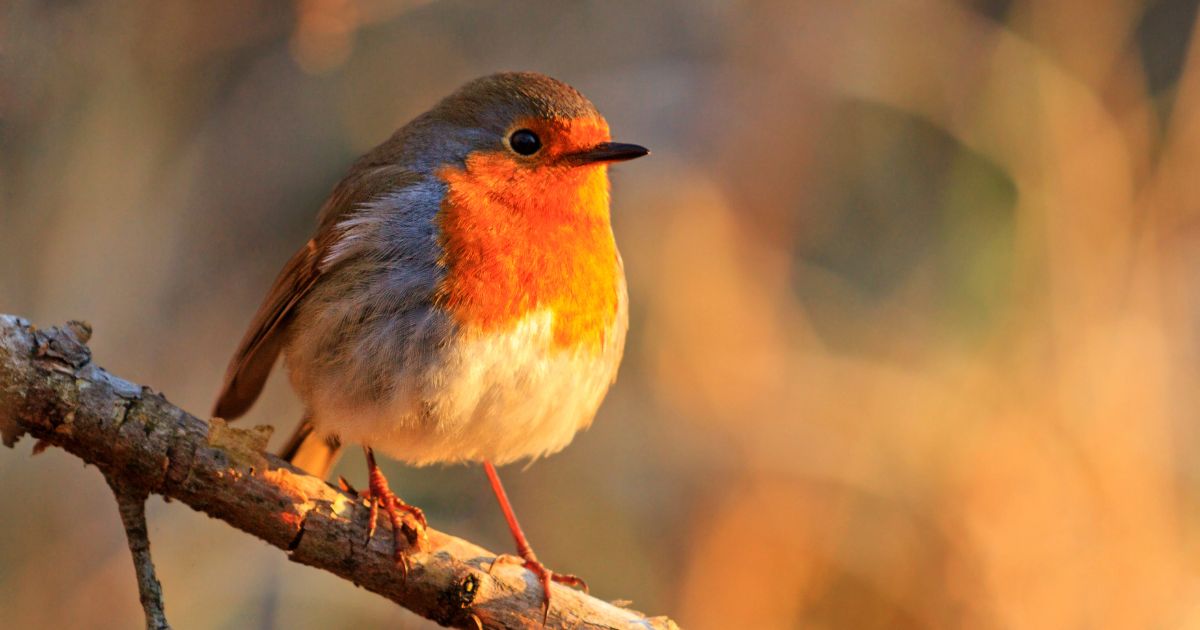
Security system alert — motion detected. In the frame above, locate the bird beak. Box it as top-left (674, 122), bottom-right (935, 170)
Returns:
top-left (562, 142), bottom-right (650, 166)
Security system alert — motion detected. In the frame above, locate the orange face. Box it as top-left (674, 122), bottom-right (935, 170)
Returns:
top-left (434, 116), bottom-right (621, 351)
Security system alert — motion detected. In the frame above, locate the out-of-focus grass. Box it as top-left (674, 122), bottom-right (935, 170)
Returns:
top-left (4, 1), bottom-right (1200, 628)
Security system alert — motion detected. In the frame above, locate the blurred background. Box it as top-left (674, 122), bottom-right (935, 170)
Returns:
top-left (4, 0), bottom-right (1200, 628)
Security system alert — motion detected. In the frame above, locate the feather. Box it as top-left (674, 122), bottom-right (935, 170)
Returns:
top-left (211, 163), bottom-right (422, 421)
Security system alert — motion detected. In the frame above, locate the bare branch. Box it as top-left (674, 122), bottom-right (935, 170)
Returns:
top-left (0, 315), bottom-right (678, 630)
top-left (106, 475), bottom-right (171, 630)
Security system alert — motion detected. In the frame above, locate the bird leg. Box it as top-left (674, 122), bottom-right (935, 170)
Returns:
top-left (362, 447), bottom-right (428, 575)
top-left (483, 461), bottom-right (587, 623)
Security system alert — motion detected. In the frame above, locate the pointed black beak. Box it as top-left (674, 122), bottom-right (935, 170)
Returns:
top-left (563, 142), bottom-right (650, 166)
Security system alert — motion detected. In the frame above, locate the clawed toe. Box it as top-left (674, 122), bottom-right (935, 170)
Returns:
top-left (547, 570), bottom-right (587, 592)
top-left (337, 475), bottom-right (358, 496)
top-left (367, 493), bottom-right (427, 547)
top-left (488, 552), bottom-right (587, 623)
top-left (361, 447), bottom-right (428, 577)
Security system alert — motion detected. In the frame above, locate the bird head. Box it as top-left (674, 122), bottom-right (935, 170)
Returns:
top-left (389, 72), bottom-right (647, 215)
top-left (406, 72), bottom-right (647, 349)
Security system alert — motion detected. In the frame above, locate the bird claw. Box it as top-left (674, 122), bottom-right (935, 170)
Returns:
top-left (488, 552), bottom-right (588, 624)
top-left (362, 452), bottom-right (428, 579)
top-left (364, 492), bottom-right (425, 579)
top-left (365, 491), bottom-right (427, 545)
top-left (337, 475), bottom-right (358, 496)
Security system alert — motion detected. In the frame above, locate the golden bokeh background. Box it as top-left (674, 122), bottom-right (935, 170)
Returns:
top-left (5, 1), bottom-right (1200, 628)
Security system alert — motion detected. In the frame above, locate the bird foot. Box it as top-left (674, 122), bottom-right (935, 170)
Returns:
top-left (362, 453), bottom-right (428, 577)
top-left (489, 552), bottom-right (587, 623)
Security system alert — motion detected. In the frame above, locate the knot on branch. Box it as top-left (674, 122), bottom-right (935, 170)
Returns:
top-left (33, 319), bottom-right (93, 370)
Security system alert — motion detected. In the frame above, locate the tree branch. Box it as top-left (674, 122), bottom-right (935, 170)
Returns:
top-left (105, 474), bottom-right (171, 630)
top-left (0, 315), bottom-right (678, 630)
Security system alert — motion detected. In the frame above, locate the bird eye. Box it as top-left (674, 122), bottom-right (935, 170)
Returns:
top-left (508, 129), bottom-right (541, 156)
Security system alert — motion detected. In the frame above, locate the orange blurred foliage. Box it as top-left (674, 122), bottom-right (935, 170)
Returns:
top-left (5, 1), bottom-right (1200, 628)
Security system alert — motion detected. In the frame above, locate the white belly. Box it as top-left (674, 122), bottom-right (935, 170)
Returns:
top-left (303, 308), bottom-right (625, 465)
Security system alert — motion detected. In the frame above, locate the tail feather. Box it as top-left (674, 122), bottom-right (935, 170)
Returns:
top-left (280, 417), bottom-right (343, 480)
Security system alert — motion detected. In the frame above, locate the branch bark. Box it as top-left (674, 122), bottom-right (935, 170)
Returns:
top-left (0, 315), bottom-right (678, 630)
top-left (105, 474), bottom-right (171, 630)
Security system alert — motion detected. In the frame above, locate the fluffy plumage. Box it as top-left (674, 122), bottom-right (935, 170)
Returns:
top-left (213, 72), bottom-right (631, 472)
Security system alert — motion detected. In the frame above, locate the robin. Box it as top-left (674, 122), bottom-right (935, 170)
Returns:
top-left (212, 71), bottom-right (647, 616)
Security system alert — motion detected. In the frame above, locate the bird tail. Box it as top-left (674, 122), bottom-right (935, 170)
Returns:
top-left (280, 417), bottom-right (343, 480)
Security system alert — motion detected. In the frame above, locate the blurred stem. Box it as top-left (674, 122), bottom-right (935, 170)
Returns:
top-left (105, 475), bottom-right (170, 630)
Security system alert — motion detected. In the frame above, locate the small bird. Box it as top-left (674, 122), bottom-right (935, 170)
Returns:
top-left (212, 72), bottom-right (646, 615)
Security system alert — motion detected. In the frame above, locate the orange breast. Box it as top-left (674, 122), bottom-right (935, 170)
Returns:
top-left (435, 152), bottom-right (619, 351)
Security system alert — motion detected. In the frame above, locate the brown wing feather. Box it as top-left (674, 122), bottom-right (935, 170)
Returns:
top-left (212, 239), bottom-right (321, 419)
top-left (212, 158), bottom-right (421, 421)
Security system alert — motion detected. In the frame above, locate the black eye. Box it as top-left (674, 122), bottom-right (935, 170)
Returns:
top-left (509, 129), bottom-right (541, 156)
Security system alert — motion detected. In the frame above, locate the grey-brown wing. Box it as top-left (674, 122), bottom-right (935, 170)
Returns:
top-left (211, 159), bottom-right (421, 420)
top-left (212, 239), bottom-right (321, 420)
